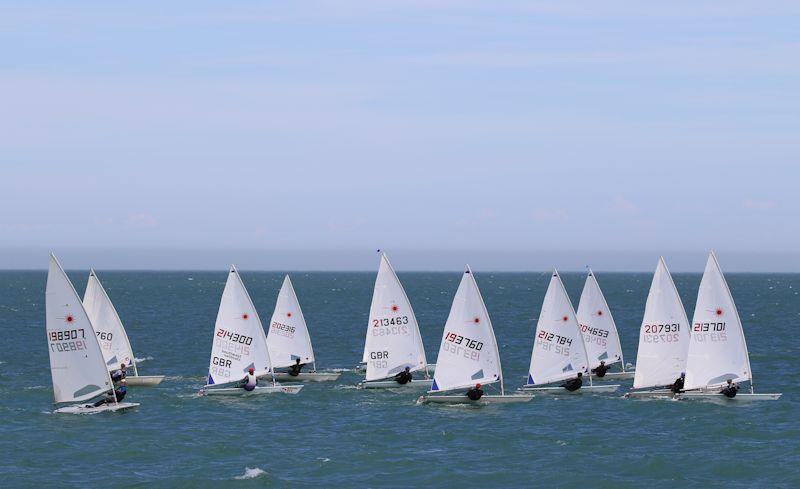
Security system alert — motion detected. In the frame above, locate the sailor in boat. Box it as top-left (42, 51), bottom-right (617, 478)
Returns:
top-left (111, 363), bottom-right (127, 383)
top-left (465, 383), bottom-right (484, 401)
top-left (91, 379), bottom-right (128, 407)
top-left (288, 358), bottom-right (304, 377)
top-left (394, 366), bottom-right (413, 385)
top-left (592, 361), bottom-right (609, 378)
top-left (561, 372), bottom-right (583, 392)
top-left (720, 379), bottom-right (739, 398)
top-left (242, 367), bottom-right (257, 391)
top-left (670, 373), bottom-right (686, 394)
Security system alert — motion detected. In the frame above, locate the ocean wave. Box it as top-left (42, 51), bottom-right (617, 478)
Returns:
top-left (234, 467), bottom-right (266, 480)
top-left (134, 357), bottom-right (153, 364)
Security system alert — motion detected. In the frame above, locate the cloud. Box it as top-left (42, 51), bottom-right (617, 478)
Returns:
top-left (743, 199), bottom-right (777, 210)
top-left (610, 196), bottom-right (639, 214)
top-left (126, 213), bottom-right (158, 228)
top-left (532, 208), bottom-right (568, 222)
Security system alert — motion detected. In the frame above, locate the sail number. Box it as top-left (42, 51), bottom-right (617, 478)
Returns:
top-left (644, 324), bottom-right (680, 333)
top-left (443, 332), bottom-right (482, 361)
top-left (642, 323), bottom-right (680, 343)
top-left (48, 329), bottom-right (87, 353)
top-left (96, 331), bottom-right (113, 341)
top-left (373, 316), bottom-right (409, 327)
top-left (692, 322), bottom-right (727, 342)
top-left (372, 316), bottom-right (410, 337)
top-left (270, 321), bottom-right (295, 338)
top-left (580, 324), bottom-right (609, 338)
top-left (580, 324), bottom-right (608, 347)
top-left (216, 328), bottom-right (253, 345)
top-left (536, 330), bottom-right (571, 356)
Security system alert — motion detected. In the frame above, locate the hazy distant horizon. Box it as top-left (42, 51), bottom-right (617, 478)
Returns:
top-left (3, 247), bottom-right (798, 272)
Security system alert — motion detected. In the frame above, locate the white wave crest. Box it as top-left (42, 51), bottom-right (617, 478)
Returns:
top-left (234, 467), bottom-right (266, 480)
top-left (134, 356), bottom-right (153, 364)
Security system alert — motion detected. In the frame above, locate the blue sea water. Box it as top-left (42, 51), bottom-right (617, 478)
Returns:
top-left (0, 270), bottom-right (798, 488)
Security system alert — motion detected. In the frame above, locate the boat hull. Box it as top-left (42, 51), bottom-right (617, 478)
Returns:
top-left (595, 371), bottom-right (634, 381)
top-left (55, 402), bottom-right (140, 414)
top-left (356, 363), bottom-right (436, 374)
top-left (676, 391), bottom-right (782, 401)
top-left (624, 389), bottom-right (675, 398)
top-left (358, 379), bottom-right (433, 389)
top-left (200, 384), bottom-right (304, 396)
top-left (125, 375), bottom-right (165, 386)
top-left (417, 394), bottom-right (532, 405)
top-left (520, 384), bottom-right (620, 394)
top-left (272, 372), bottom-right (341, 382)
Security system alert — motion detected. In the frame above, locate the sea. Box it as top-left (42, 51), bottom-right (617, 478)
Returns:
top-left (0, 270), bottom-right (797, 487)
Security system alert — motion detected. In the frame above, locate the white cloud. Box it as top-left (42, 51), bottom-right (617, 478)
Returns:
top-left (610, 196), bottom-right (639, 214)
top-left (126, 213), bottom-right (158, 228)
top-left (532, 208), bottom-right (568, 222)
top-left (743, 199), bottom-right (777, 210)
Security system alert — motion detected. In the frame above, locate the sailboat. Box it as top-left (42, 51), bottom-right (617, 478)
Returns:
top-left (520, 270), bottom-right (619, 394)
top-left (199, 266), bottom-right (303, 396)
top-left (576, 269), bottom-right (633, 380)
top-left (358, 252), bottom-right (432, 389)
top-left (83, 270), bottom-right (164, 386)
top-left (417, 266), bottom-right (531, 404)
top-left (267, 275), bottom-right (340, 382)
top-left (625, 257), bottom-right (691, 398)
top-left (676, 252), bottom-right (781, 401)
top-left (46, 254), bottom-right (139, 413)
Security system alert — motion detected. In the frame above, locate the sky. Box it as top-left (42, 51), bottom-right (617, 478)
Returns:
top-left (0, 1), bottom-right (798, 271)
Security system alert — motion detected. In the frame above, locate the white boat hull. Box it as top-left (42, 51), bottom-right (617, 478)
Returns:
top-left (595, 371), bottom-right (634, 381)
top-left (125, 375), bottom-right (165, 386)
top-left (358, 379), bottom-right (433, 389)
top-left (676, 391), bottom-right (782, 401)
top-left (355, 363), bottom-right (436, 374)
top-left (624, 389), bottom-right (675, 398)
top-left (520, 384), bottom-right (620, 394)
top-left (200, 384), bottom-right (304, 396)
top-left (417, 394), bottom-right (532, 405)
top-left (271, 372), bottom-right (341, 382)
top-left (55, 402), bottom-right (140, 414)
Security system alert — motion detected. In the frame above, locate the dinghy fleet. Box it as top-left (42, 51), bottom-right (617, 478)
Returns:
top-left (43, 251), bottom-right (781, 414)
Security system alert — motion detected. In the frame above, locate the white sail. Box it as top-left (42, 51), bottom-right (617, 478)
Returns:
top-left (632, 257), bottom-right (691, 389)
top-left (527, 270), bottom-right (589, 385)
top-left (46, 254), bottom-right (113, 403)
top-left (684, 252), bottom-right (752, 390)
top-left (83, 270), bottom-right (137, 374)
top-left (267, 275), bottom-right (315, 369)
top-left (206, 266), bottom-right (272, 386)
top-left (364, 253), bottom-right (428, 382)
top-left (576, 270), bottom-right (624, 370)
top-left (431, 266), bottom-right (502, 393)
